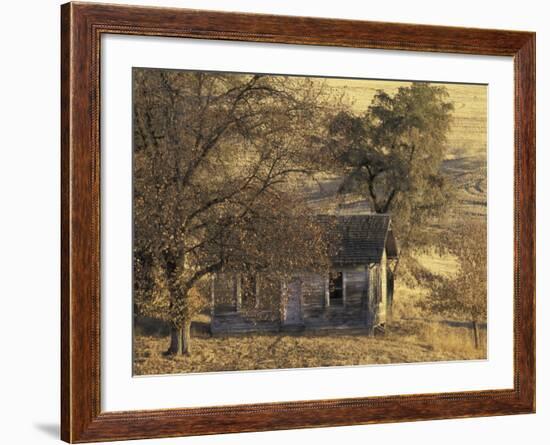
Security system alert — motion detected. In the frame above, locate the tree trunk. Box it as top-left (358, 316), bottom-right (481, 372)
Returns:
top-left (472, 320), bottom-right (480, 349)
top-left (176, 320), bottom-right (192, 355)
top-left (183, 320), bottom-right (192, 355)
top-left (165, 326), bottom-right (179, 355)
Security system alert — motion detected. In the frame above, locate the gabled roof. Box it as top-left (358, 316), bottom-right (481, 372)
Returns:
top-left (317, 214), bottom-right (397, 265)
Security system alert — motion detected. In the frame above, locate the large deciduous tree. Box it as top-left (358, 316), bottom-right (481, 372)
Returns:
top-left (323, 82), bottom-right (455, 276)
top-left (133, 69), bottom-right (332, 355)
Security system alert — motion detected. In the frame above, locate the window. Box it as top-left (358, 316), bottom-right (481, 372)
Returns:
top-left (328, 272), bottom-right (344, 306)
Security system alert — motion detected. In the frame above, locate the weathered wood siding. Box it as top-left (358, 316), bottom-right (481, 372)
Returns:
top-left (211, 273), bottom-right (282, 334)
top-left (283, 279), bottom-right (303, 325)
top-left (297, 268), bottom-right (370, 329)
top-left (365, 263), bottom-right (383, 331)
top-left (211, 311), bottom-right (280, 335)
top-left (362, 256), bottom-right (389, 329)
top-left (300, 273), bottom-right (326, 318)
top-left (379, 250), bottom-right (388, 325)
top-left (212, 273), bottom-right (237, 314)
top-left (212, 263), bottom-right (385, 334)
top-left (345, 268), bottom-right (368, 309)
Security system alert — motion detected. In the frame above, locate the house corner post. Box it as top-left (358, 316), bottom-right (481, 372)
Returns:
top-left (324, 275), bottom-right (330, 307)
top-left (235, 273), bottom-right (242, 311)
top-left (255, 274), bottom-right (260, 309)
top-left (342, 271), bottom-right (347, 307)
top-left (210, 273), bottom-right (216, 317)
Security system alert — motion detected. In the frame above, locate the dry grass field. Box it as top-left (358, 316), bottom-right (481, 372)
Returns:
top-left (134, 318), bottom-right (486, 375)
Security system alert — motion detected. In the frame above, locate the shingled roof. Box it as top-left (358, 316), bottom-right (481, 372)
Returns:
top-left (317, 214), bottom-right (397, 265)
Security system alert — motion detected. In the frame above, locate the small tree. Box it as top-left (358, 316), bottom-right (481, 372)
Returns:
top-left (426, 222), bottom-right (487, 348)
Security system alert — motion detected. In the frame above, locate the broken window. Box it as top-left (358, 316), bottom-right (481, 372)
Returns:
top-left (328, 271), bottom-right (344, 306)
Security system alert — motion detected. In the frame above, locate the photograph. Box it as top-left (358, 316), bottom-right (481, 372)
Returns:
top-left (132, 68), bottom-right (488, 375)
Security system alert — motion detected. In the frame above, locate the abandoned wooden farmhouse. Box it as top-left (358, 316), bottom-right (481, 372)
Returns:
top-left (210, 214), bottom-right (398, 335)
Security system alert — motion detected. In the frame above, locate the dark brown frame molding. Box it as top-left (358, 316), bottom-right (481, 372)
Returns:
top-left (61, 2), bottom-right (536, 442)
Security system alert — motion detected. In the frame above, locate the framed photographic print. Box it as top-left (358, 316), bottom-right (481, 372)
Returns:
top-left (61, 2), bottom-right (535, 442)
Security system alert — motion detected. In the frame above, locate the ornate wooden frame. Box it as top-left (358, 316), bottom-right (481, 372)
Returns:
top-left (61, 2), bottom-right (535, 442)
